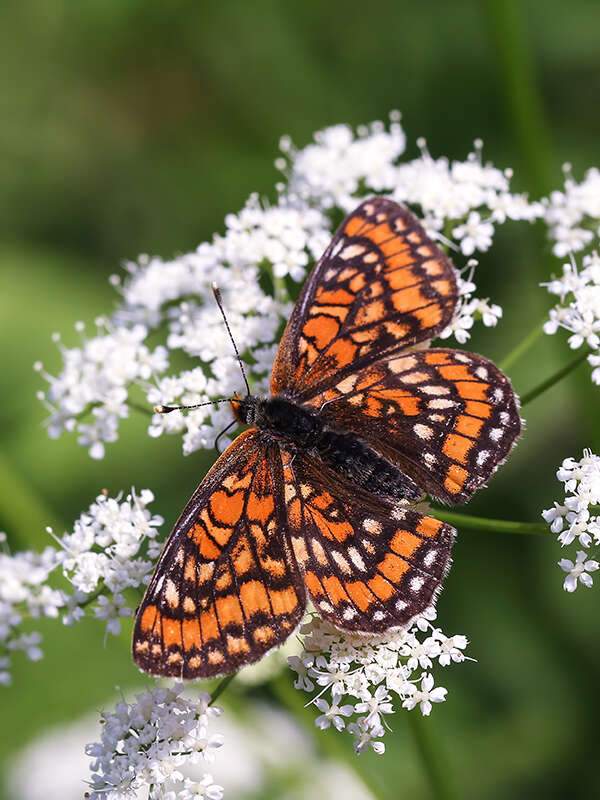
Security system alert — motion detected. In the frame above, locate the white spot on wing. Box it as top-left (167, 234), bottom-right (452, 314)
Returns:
top-left (421, 385), bottom-right (450, 396)
top-left (414, 423), bottom-right (434, 440)
top-left (477, 449), bottom-right (490, 465)
top-left (348, 547), bottom-right (366, 571)
top-left (363, 518), bottom-right (382, 535)
top-left (428, 398), bottom-right (457, 409)
top-left (340, 243), bottom-right (366, 260)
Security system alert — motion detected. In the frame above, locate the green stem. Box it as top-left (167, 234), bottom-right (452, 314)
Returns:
top-left (0, 451), bottom-right (64, 549)
top-left (127, 400), bottom-right (153, 417)
top-left (433, 511), bottom-right (547, 535)
top-left (484, 0), bottom-right (555, 196)
top-left (520, 346), bottom-right (592, 407)
top-left (271, 674), bottom-right (393, 800)
top-left (407, 712), bottom-right (459, 800)
top-left (499, 322), bottom-right (545, 372)
top-left (274, 275), bottom-right (291, 305)
top-left (209, 672), bottom-right (237, 705)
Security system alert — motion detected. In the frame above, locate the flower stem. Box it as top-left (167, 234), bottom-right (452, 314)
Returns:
top-left (520, 346), bottom-right (592, 407)
top-left (271, 674), bottom-right (394, 800)
top-left (433, 511), bottom-right (547, 535)
top-left (274, 275), bottom-right (291, 305)
top-left (209, 672), bottom-right (237, 705)
top-left (407, 712), bottom-right (460, 800)
top-left (484, 0), bottom-right (555, 196)
top-left (127, 400), bottom-right (153, 417)
top-left (0, 451), bottom-right (64, 549)
top-left (499, 321), bottom-right (544, 372)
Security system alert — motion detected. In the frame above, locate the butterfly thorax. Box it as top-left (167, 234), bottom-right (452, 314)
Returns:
top-left (232, 394), bottom-right (423, 503)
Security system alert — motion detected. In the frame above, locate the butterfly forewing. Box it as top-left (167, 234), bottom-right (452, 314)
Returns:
top-left (271, 197), bottom-right (458, 397)
top-left (133, 430), bottom-right (306, 678)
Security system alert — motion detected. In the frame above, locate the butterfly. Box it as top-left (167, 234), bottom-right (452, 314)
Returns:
top-left (132, 197), bottom-right (521, 679)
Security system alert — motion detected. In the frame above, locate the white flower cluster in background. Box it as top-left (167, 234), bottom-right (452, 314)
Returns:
top-left (0, 537), bottom-right (63, 686)
top-left (86, 684), bottom-right (224, 800)
top-left (289, 608), bottom-right (469, 755)
top-left (0, 490), bottom-right (163, 685)
top-left (37, 114), bottom-right (545, 459)
top-left (542, 449), bottom-right (600, 592)
top-left (542, 252), bottom-right (600, 383)
top-left (543, 166), bottom-right (600, 257)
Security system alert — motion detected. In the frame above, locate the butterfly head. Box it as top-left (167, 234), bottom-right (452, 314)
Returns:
top-left (231, 392), bottom-right (260, 425)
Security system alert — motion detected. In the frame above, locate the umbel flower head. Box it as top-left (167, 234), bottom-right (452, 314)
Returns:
top-left (85, 684), bottom-right (224, 800)
top-left (36, 114), bottom-right (542, 462)
top-left (290, 607), bottom-right (470, 755)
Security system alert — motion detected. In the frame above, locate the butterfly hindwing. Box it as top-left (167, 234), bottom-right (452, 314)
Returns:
top-left (281, 451), bottom-right (455, 631)
top-left (300, 348), bottom-right (521, 504)
top-left (271, 197), bottom-right (458, 397)
top-left (132, 430), bottom-right (306, 678)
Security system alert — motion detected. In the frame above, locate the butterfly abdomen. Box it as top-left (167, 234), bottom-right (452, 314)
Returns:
top-left (255, 396), bottom-right (422, 503)
top-left (313, 428), bottom-right (423, 503)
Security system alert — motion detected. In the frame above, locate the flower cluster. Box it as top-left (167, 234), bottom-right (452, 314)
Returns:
top-left (1, 489), bottom-right (163, 685)
top-left (85, 684), bottom-right (224, 800)
top-left (38, 114), bottom-right (544, 459)
top-left (543, 165), bottom-right (600, 258)
top-left (0, 537), bottom-right (63, 686)
top-left (35, 321), bottom-right (169, 459)
top-left (289, 608), bottom-right (470, 754)
top-left (53, 488), bottom-right (164, 634)
top-left (542, 252), bottom-right (600, 383)
top-left (542, 449), bottom-right (600, 592)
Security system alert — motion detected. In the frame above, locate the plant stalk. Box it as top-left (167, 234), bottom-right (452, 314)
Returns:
top-left (520, 347), bottom-right (592, 407)
top-left (407, 711), bottom-right (460, 800)
top-left (433, 510), bottom-right (548, 535)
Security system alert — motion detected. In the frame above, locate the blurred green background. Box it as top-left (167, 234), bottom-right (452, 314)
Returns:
top-left (1, 1), bottom-right (599, 798)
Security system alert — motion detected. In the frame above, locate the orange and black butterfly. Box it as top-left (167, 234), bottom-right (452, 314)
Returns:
top-left (132, 197), bottom-right (521, 679)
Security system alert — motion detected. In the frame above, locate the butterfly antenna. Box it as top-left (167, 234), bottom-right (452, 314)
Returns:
top-left (211, 282), bottom-right (251, 396)
top-left (155, 398), bottom-right (233, 414)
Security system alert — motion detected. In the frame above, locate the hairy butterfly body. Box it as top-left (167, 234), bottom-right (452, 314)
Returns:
top-left (133, 197), bottom-right (521, 678)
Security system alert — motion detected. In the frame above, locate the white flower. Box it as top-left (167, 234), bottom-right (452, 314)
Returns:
top-left (452, 211), bottom-right (494, 255)
top-left (179, 774), bottom-right (224, 800)
top-left (314, 694), bottom-right (355, 731)
top-left (402, 673), bottom-right (448, 716)
top-left (558, 551), bottom-right (600, 592)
